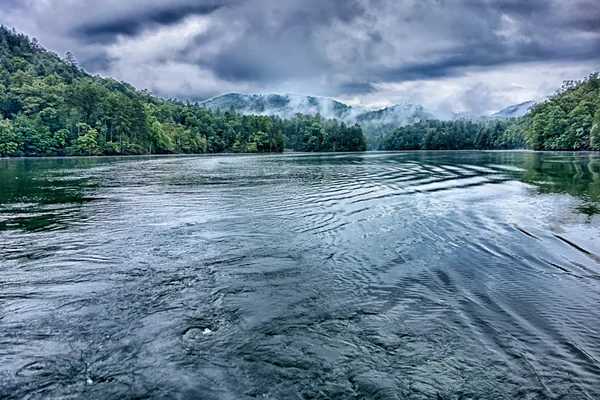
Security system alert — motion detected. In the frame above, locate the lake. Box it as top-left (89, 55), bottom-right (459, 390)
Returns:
top-left (1, 151), bottom-right (600, 399)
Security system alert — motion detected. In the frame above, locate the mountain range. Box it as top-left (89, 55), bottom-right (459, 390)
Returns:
top-left (200, 93), bottom-right (535, 139)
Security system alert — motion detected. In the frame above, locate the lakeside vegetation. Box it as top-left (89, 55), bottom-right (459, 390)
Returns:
top-left (377, 119), bottom-right (526, 151)
top-left (526, 74), bottom-right (600, 150)
top-left (0, 26), bottom-right (366, 157)
top-left (378, 73), bottom-right (600, 151)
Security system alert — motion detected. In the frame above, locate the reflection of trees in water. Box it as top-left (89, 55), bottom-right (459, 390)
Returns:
top-left (289, 152), bottom-right (600, 218)
top-left (1, 152), bottom-right (599, 232)
top-left (0, 158), bottom-right (104, 232)
top-left (516, 153), bottom-right (600, 216)
top-left (376, 150), bottom-right (600, 217)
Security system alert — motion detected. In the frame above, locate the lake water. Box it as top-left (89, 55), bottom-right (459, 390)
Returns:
top-left (1, 151), bottom-right (600, 399)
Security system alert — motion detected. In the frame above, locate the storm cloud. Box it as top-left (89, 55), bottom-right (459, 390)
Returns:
top-left (76, 3), bottom-right (225, 41)
top-left (1, 0), bottom-right (598, 113)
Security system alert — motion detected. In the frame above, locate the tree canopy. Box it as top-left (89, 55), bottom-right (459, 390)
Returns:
top-left (526, 73), bottom-right (600, 150)
top-left (377, 119), bottom-right (526, 151)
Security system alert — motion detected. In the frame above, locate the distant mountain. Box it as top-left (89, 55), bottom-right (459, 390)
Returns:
top-left (492, 101), bottom-right (536, 118)
top-left (356, 103), bottom-right (435, 125)
top-left (201, 93), bottom-right (360, 121)
top-left (201, 93), bottom-right (535, 146)
top-left (201, 94), bottom-right (435, 142)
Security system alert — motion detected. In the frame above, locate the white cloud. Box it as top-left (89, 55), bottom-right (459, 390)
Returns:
top-left (336, 61), bottom-right (600, 114)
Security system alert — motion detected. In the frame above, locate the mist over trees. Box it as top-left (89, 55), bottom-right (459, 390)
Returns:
top-left (0, 26), bottom-right (366, 156)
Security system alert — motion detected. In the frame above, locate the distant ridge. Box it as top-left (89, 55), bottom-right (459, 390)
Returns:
top-left (201, 93), bottom-right (359, 120)
top-left (493, 101), bottom-right (536, 118)
top-left (201, 93), bottom-right (435, 141)
top-left (201, 93), bottom-right (534, 141)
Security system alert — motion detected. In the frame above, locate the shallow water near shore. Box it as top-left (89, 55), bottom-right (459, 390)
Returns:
top-left (1, 151), bottom-right (600, 399)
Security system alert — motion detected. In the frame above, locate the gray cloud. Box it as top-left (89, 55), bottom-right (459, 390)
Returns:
top-left (74, 2), bottom-right (226, 41)
top-left (337, 82), bottom-right (378, 95)
top-left (1, 0), bottom-right (598, 112)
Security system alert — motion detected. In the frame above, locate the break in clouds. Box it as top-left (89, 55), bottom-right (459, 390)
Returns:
top-left (1, 0), bottom-right (599, 114)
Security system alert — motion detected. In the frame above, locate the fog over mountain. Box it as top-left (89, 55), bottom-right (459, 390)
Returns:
top-left (201, 93), bottom-right (532, 138)
top-left (492, 101), bottom-right (537, 118)
top-left (201, 93), bottom-right (360, 121)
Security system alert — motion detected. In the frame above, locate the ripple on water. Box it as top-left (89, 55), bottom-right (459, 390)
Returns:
top-left (1, 152), bottom-right (600, 399)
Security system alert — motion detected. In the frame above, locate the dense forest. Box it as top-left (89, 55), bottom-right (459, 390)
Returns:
top-left (282, 114), bottom-right (366, 152)
top-left (526, 74), bottom-right (600, 150)
top-left (0, 26), bottom-right (366, 156)
top-left (377, 119), bottom-right (526, 150)
top-left (378, 73), bottom-right (600, 151)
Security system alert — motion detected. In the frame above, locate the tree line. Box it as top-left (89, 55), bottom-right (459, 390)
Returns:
top-left (0, 26), bottom-right (366, 157)
top-left (377, 119), bottom-right (526, 151)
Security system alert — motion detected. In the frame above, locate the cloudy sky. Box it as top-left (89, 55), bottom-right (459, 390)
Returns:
top-left (1, 0), bottom-right (599, 113)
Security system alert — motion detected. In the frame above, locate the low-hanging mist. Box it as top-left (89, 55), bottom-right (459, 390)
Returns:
top-left (200, 93), bottom-right (535, 144)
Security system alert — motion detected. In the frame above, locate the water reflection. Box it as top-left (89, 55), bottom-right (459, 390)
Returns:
top-left (0, 157), bottom-right (131, 232)
top-left (516, 152), bottom-right (600, 216)
top-left (290, 151), bottom-right (600, 216)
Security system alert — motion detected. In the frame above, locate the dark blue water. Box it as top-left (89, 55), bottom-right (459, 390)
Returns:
top-left (1, 151), bottom-right (600, 399)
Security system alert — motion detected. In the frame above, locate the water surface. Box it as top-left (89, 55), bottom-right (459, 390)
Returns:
top-left (1, 151), bottom-right (600, 399)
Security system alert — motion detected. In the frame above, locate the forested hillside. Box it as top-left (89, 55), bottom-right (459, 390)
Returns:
top-left (526, 73), bottom-right (600, 150)
top-left (378, 74), bottom-right (600, 151)
top-left (0, 26), bottom-right (366, 156)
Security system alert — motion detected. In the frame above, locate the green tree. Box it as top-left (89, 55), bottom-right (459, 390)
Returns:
top-left (72, 126), bottom-right (99, 155)
top-left (0, 118), bottom-right (20, 156)
top-left (591, 108), bottom-right (600, 150)
top-left (150, 120), bottom-right (175, 153)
